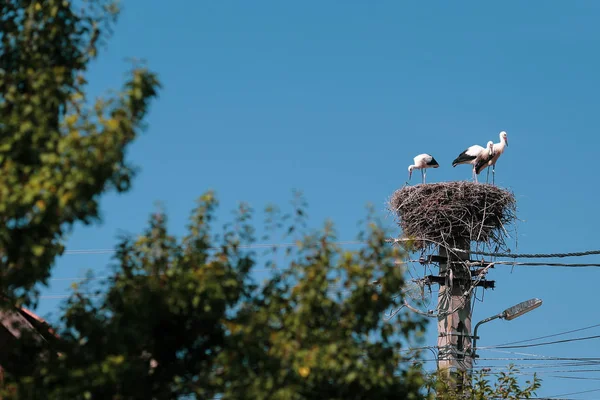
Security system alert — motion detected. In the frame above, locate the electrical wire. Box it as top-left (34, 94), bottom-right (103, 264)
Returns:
top-left (491, 261), bottom-right (600, 268)
top-left (408, 259), bottom-right (600, 268)
top-left (530, 387), bottom-right (600, 399)
top-left (47, 265), bottom-right (283, 283)
top-left (62, 241), bottom-right (600, 261)
top-left (456, 248), bottom-right (600, 259)
top-left (474, 363), bottom-right (600, 371)
top-left (482, 334), bottom-right (600, 350)
top-left (414, 357), bottom-right (600, 363)
top-left (485, 323), bottom-right (600, 348)
top-left (390, 238), bottom-right (600, 259)
top-left (478, 348), bottom-right (574, 359)
top-left (547, 375), bottom-right (600, 381)
top-left (61, 240), bottom-right (367, 255)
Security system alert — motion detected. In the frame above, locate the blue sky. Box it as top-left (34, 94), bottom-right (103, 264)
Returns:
top-left (37, 1), bottom-right (600, 397)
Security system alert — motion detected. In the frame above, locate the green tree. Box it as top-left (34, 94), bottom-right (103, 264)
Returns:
top-left (0, 0), bottom-right (160, 306)
top-left (2, 193), bottom-right (431, 399)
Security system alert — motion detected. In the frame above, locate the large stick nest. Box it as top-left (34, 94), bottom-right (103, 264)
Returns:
top-left (387, 182), bottom-right (517, 250)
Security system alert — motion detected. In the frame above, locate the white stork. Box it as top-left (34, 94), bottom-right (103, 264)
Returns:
top-left (408, 154), bottom-right (439, 184)
top-left (475, 131), bottom-right (509, 184)
top-left (452, 141), bottom-right (494, 183)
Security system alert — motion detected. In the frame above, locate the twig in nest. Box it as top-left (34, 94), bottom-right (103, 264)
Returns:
top-left (387, 182), bottom-right (517, 252)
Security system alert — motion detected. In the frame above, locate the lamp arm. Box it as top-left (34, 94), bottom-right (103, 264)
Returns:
top-left (471, 313), bottom-right (502, 359)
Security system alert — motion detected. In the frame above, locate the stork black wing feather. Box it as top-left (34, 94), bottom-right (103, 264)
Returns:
top-left (427, 156), bottom-right (440, 168)
top-left (475, 158), bottom-right (488, 174)
top-left (452, 151), bottom-right (476, 167)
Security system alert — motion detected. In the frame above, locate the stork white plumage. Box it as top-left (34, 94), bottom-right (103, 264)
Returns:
top-left (475, 131), bottom-right (509, 184)
top-left (452, 141), bottom-right (494, 182)
top-left (408, 153), bottom-right (439, 184)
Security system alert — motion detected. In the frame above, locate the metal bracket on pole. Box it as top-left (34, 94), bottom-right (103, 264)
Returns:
top-left (420, 275), bottom-right (495, 289)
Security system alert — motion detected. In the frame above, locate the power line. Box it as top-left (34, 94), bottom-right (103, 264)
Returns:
top-left (530, 387), bottom-right (600, 399)
top-left (40, 279), bottom-right (401, 301)
top-left (408, 260), bottom-right (600, 268)
top-left (488, 334), bottom-right (600, 350)
top-left (40, 294), bottom-right (84, 299)
top-left (389, 238), bottom-right (600, 259)
top-left (458, 248), bottom-right (600, 259)
top-left (492, 261), bottom-right (600, 268)
top-left (485, 323), bottom-right (600, 348)
top-left (418, 356), bottom-right (600, 363)
top-left (49, 276), bottom-right (106, 282)
top-left (547, 375), bottom-right (600, 381)
top-left (61, 241), bottom-right (367, 255)
top-left (475, 363), bottom-right (600, 371)
top-left (479, 349), bottom-right (579, 359)
top-left (47, 265), bottom-right (284, 283)
top-left (65, 241), bottom-right (600, 263)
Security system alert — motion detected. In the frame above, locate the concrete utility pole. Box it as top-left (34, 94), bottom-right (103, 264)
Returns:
top-left (433, 241), bottom-right (496, 389)
top-left (436, 238), bottom-right (472, 387)
top-left (438, 240), bottom-right (472, 371)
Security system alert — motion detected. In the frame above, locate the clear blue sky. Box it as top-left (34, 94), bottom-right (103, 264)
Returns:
top-left (38, 1), bottom-right (600, 397)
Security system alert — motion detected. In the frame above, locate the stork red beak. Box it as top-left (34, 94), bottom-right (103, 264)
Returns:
top-left (505, 138), bottom-right (508, 146)
top-left (408, 170), bottom-right (412, 180)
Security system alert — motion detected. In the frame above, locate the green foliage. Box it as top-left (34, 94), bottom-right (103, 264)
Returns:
top-left (217, 208), bottom-right (428, 399)
top-left (0, 0), bottom-right (160, 306)
top-left (426, 365), bottom-right (542, 400)
top-left (2, 192), bottom-right (431, 399)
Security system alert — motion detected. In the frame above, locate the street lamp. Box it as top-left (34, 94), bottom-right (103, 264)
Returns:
top-left (471, 298), bottom-right (543, 360)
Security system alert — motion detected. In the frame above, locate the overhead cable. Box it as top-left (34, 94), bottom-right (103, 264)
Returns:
top-left (487, 334), bottom-right (600, 350)
top-left (65, 240), bottom-right (600, 261)
top-left (454, 248), bottom-right (600, 259)
top-left (486, 323), bottom-right (600, 348)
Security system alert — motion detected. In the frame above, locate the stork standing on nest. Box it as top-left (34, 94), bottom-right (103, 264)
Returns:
top-left (452, 141), bottom-right (495, 183)
top-left (475, 131), bottom-right (509, 184)
top-left (408, 154), bottom-right (439, 184)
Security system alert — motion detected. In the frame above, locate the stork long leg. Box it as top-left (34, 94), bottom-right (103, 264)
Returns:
top-left (473, 167), bottom-right (478, 183)
top-left (492, 165), bottom-right (496, 185)
top-left (486, 167), bottom-right (490, 184)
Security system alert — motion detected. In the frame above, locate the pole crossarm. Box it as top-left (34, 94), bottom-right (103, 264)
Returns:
top-left (416, 275), bottom-right (495, 289)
